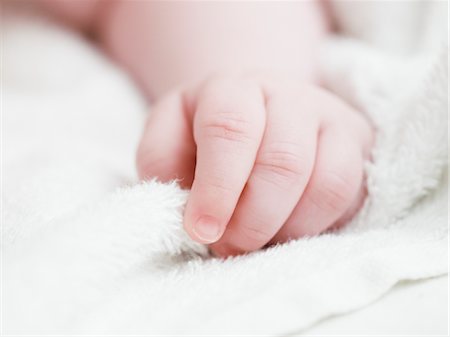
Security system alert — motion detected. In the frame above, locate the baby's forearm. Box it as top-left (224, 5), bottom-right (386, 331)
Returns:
top-left (42, 1), bottom-right (329, 100)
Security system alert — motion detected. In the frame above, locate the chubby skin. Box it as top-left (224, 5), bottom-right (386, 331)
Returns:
top-left (42, 1), bottom-right (374, 256)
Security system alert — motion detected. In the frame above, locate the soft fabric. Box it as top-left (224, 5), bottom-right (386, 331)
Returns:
top-left (2, 1), bottom-right (448, 335)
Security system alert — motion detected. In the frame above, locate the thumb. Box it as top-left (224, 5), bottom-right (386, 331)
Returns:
top-left (136, 91), bottom-right (195, 188)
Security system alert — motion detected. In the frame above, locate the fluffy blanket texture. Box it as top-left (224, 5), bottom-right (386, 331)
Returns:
top-left (2, 1), bottom-right (448, 335)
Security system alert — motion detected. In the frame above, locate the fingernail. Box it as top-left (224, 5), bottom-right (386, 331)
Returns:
top-left (192, 215), bottom-right (222, 243)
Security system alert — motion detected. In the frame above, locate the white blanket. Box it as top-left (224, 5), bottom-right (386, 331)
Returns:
top-left (2, 2), bottom-right (448, 335)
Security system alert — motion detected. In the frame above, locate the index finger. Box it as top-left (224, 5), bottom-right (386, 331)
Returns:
top-left (183, 78), bottom-right (266, 244)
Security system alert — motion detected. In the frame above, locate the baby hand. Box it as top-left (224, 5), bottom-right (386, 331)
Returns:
top-left (136, 75), bottom-right (374, 256)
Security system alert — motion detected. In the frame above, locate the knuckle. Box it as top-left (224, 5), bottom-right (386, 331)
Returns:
top-left (200, 75), bottom-right (241, 97)
top-left (256, 142), bottom-right (307, 184)
top-left (239, 223), bottom-right (273, 245)
top-left (200, 173), bottom-right (236, 196)
top-left (312, 168), bottom-right (358, 212)
top-left (201, 112), bottom-right (254, 144)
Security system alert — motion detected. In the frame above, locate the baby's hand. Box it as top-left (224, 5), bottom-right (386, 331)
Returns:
top-left (137, 75), bottom-right (374, 256)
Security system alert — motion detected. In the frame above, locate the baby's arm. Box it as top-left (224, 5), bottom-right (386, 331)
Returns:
top-left (101, 1), bottom-right (329, 99)
top-left (41, 1), bottom-right (329, 99)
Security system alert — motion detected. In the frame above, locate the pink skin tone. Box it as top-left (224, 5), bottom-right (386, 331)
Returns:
top-left (42, 1), bottom-right (374, 257)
